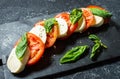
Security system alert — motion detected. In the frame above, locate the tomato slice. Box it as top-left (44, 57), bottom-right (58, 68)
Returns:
top-left (34, 20), bottom-right (44, 26)
top-left (81, 8), bottom-right (96, 31)
top-left (14, 38), bottom-right (21, 48)
top-left (27, 33), bottom-right (45, 65)
top-left (55, 12), bottom-right (78, 39)
top-left (87, 5), bottom-right (110, 24)
top-left (45, 25), bottom-right (58, 48)
top-left (87, 5), bottom-right (106, 10)
top-left (34, 21), bottom-right (58, 48)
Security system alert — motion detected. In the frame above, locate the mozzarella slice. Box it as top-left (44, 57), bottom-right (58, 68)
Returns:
top-left (7, 46), bottom-right (30, 73)
top-left (30, 25), bottom-right (47, 43)
top-left (55, 18), bottom-right (68, 38)
top-left (75, 16), bottom-right (86, 33)
top-left (92, 15), bottom-right (104, 27)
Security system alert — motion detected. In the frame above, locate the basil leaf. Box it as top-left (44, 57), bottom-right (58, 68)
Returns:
top-left (89, 8), bottom-right (112, 18)
top-left (90, 43), bottom-right (101, 59)
top-left (89, 34), bottom-right (100, 41)
top-left (15, 33), bottom-right (28, 60)
top-left (44, 18), bottom-right (57, 33)
top-left (60, 45), bottom-right (89, 64)
top-left (70, 8), bottom-right (82, 24)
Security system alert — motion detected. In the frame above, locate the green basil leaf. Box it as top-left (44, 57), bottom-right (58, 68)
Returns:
top-left (89, 34), bottom-right (100, 41)
top-left (15, 33), bottom-right (28, 60)
top-left (44, 18), bottom-right (57, 33)
top-left (70, 8), bottom-right (82, 24)
top-left (60, 45), bottom-right (89, 64)
top-left (89, 8), bottom-right (112, 18)
top-left (90, 43), bottom-right (101, 59)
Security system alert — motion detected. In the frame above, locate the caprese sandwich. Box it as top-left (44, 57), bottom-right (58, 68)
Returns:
top-left (7, 5), bottom-right (112, 73)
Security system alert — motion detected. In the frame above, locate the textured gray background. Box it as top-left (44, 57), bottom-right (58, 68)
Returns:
top-left (0, 0), bottom-right (120, 79)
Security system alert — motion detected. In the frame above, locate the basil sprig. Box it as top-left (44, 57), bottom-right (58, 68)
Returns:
top-left (60, 45), bottom-right (89, 64)
top-left (89, 8), bottom-right (112, 18)
top-left (44, 18), bottom-right (57, 33)
top-left (70, 8), bottom-right (82, 24)
top-left (90, 43), bottom-right (101, 59)
top-left (15, 33), bottom-right (28, 60)
top-left (89, 34), bottom-right (107, 59)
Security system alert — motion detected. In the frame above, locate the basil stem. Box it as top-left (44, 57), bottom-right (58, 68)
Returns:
top-left (44, 18), bottom-right (57, 33)
top-left (70, 8), bottom-right (82, 24)
top-left (94, 40), bottom-right (107, 49)
top-left (60, 45), bottom-right (89, 64)
top-left (15, 33), bottom-right (28, 60)
top-left (101, 42), bottom-right (107, 48)
top-left (89, 8), bottom-right (112, 18)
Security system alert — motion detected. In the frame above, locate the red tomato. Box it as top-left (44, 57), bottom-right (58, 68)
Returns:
top-left (45, 25), bottom-right (58, 48)
top-left (27, 33), bottom-right (45, 65)
top-left (87, 5), bottom-right (110, 24)
top-left (14, 38), bottom-right (21, 48)
top-left (87, 5), bottom-right (106, 10)
top-left (34, 21), bottom-right (58, 48)
top-left (55, 12), bottom-right (78, 39)
top-left (81, 8), bottom-right (96, 31)
top-left (34, 20), bottom-right (44, 26)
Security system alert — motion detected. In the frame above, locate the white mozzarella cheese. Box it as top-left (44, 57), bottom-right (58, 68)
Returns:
top-left (30, 25), bottom-right (47, 43)
top-left (7, 46), bottom-right (30, 73)
top-left (55, 18), bottom-right (68, 38)
top-left (92, 15), bottom-right (104, 27)
top-left (75, 16), bottom-right (86, 33)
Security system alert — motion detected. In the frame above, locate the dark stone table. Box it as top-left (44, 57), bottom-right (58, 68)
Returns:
top-left (0, 0), bottom-right (120, 79)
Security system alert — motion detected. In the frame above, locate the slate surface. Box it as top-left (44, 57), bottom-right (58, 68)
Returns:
top-left (0, 0), bottom-right (120, 79)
